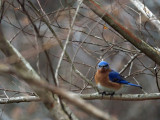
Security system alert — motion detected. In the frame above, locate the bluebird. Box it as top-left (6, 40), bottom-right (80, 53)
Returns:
top-left (95, 61), bottom-right (142, 95)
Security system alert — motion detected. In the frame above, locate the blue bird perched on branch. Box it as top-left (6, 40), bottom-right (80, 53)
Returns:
top-left (95, 61), bottom-right (142, 95)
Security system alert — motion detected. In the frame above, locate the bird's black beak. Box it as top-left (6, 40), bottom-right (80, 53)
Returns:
top-left (102, 66), bottom-right (106, 69)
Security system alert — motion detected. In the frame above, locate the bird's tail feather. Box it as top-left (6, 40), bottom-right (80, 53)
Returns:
top-left (127, 83), bottom-right (142, 89)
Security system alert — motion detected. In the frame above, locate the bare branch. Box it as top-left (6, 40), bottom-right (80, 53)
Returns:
top-left (0, 23), bottom-right (112, 120)
top-left (119, 53), bottom-right (139, 74)
top-left (0, 63), bottom-right (111, 120)
top-left (83, 0), bottom-right (160, 66)
top-left (0, 24), bottom-right (71, 120)
top-left (0, 96), bottom-right (40, 104)
top-left (80, 92), bottom-right (160, 101)
top-left (1, 92), bottom-right (160, 104)
top-left (28, 0), bottom-right (95, 89)
top-left (130, 0), bottom-right (160, 32)
top-left (55, 0), bottom-right (84, 86)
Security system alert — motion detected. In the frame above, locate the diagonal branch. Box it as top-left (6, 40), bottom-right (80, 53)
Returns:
top-left (119, 53), bottom-right (139, 74)
top-left (83, 0), bottom-right (160, 66)
top-left (55, 0), bottom-right (83, 86)
top-left (28, 0), bottom-right (96, 89)
top-left (0, 63), bottom-right (111, 120)
top-left (0, 24), bottom-right (72, 120)
top-left (130, 0), bottom-right (160, 32)
top-left (0, 24), bottom-right (111, 120)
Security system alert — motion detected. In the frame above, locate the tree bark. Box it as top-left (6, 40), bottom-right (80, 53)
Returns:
top-left (83, 0), bottom-right (160, 66)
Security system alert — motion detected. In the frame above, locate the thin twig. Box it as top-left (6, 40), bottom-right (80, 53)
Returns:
top-left (154, 64), bottom-right (160, 92)
top-left (36, 0), bottom-right (51, 24)
top-left (55, 0), bottom-right (84, 86)
top-left (0, 96), bottom-right (40, 104)
top-left (119, 53), bottom-right (139, 74)
top-left (130, 0), bottom-right (160, 32)
top-left (0, 63), bottom-right (111, 120)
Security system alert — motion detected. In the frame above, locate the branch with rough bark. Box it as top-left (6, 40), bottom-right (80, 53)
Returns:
top-left (0, 96), bottom-right (40, 104)
top-left (0, 63), bottom-right (111, 120)
top-left (83, 0), bottom-right (160, 66)
top-left (0, 63), bottom-right (159, 103)
top-left (0, 25), bottom-right (112, 120)
top-left (80, 92), bottom-right (160, 101)
top-left (1, 1), bottom-right (160, 120)
top-left (1, 92), bottom-right (160, 104)
top-left (0, 24), bottom-right (72, 120)
top-left (130, 0), bottom-right (160, 32)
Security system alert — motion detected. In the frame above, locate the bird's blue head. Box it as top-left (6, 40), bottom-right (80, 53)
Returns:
top-left (98, 61), bottom-right (109, 69)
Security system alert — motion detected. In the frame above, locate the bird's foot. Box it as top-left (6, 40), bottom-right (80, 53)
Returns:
top-left (99, 91), bottom-right (115, 99)
top-left (99, 91), bottom-right (107, 98)
top-left (99, 91), bottom-right (107, 95)
top-left (109, 92), bottom-right (115, 99)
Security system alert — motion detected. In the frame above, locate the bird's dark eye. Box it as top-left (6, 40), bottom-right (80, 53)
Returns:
top-left (104, 65), bottom-right (108, 67)
top-left (98, 65), bottom-right (108, 68)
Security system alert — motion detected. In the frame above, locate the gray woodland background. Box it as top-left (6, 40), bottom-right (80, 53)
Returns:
top-left (0, 0), bottom-right (160, 120)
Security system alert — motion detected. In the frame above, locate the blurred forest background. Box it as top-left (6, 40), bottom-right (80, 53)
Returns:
top-left (0, 0), bottom-right (160, 120)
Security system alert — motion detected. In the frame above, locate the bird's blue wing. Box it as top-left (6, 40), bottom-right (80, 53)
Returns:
top-left (108, 70), bottom-right (127, 83)
top-left (109, 70), bottom-right (142, 88)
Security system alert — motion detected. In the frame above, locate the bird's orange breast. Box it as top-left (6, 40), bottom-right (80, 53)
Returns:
top-left (95, 69), bottom-right (122, 90)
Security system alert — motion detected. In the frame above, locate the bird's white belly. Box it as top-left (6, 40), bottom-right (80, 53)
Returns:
top-left (97, 83), bottom-right (117, 93)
